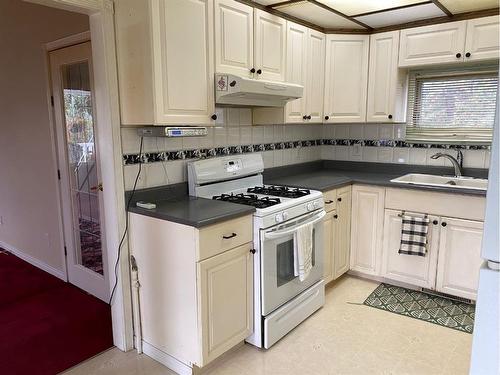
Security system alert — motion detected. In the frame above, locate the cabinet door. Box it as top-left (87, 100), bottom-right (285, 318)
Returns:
top-left (151, 0), bottom-right (215, 125)
top-left (367, 31), bottom-right (406, 123)
top-left (198, 242), bottom-right (253, 365)
top-left (324, 35), bottom-right (369, 123)
top-left (465, 16), bottom-right (500, 62)
top-left (285, 22), bottom-right (308, 123)
top-left (436, 217), bottom-right (484, 300)
top-left (399, 21), bottom-right (467, 67)
top-left (333, 186), bottom-right (351, 279)
top-left (381, 210), bottom-right (439, 289)
top-left (214, 0), bottom-right (254, 77)
top-left (350, 185), bottom-right (385, 276)
top-left (323, 210), bottom-right (335, 284)
top-left (306, 29), bottom-right (326, 123)
top-left (254, 9), bottom-right (286, 82)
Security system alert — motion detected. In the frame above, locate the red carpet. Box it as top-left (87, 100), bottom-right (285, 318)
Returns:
top-left (0, 250), bottom-right (113, 375)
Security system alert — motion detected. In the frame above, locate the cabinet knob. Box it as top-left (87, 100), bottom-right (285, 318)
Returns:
top-left (456, 53), bottom-right (462, 58)
top-left (250, 249), bottom-right (256, 254)
top-left (333, 214), bottom-right (338, 219)
top-left (465, 52), bottom-right (471, 58)
top-left (211, 114), bottom-right (218, 120)
top-left (441, 222), bottom-right (447, 227)
top-left (307, 115), bottom-right (312, 120)
top-left (324, 115), bottom-right (329, 120)
top-left (229, 80), bottom-right (237, 87)
top-left (303, 115), bottom-right (308, 120)
top-left (256, 69), bottom-right (262, 75)
top-left (250, 68), bottom-right (256, 74)
top-left (433, 220), bottom-right (438, 225)
top-left (388, 114), bottom-right (393, 119)
top-left (337, 197), bottom-right (342, 202)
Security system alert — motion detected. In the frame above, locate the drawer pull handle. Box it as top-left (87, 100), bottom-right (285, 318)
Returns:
top-left (222, 233), bottom-right (237, 239)
top-left (325, 200), bottom-right (334, 204)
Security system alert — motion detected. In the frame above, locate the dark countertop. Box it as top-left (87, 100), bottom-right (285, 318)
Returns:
top-left (264, 161), bottom-right (488, 196)
top-left (128, 196), bottom-right (255, 228)
top-left (126, 161), bottom-right (488, 228)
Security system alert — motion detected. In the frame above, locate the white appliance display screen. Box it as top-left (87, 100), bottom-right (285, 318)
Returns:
top-left (224, 159), bottom-right (242, 173)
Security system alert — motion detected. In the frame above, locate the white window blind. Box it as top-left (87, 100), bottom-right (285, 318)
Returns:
top-left (407, 65), bottom-right (498, 145)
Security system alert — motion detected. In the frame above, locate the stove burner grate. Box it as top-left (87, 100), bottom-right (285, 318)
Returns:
top-left (212, 193), bottom-right (281, 209)
top-left (247, 185), bottom-right (311, 198)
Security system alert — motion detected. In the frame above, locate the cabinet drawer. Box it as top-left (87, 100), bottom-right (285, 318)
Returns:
top-left (198, 215), bottom-right (253, 261)
top-left (323, 189), bottom-right (337, 212)
top-left (385, 188), bottom-right (486, 221)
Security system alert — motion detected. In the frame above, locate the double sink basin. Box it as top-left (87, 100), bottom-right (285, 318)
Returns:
top-left (391, 173), bottom-right (488, 191)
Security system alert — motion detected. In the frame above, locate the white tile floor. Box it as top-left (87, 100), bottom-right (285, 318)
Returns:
top-left (63, 276), bottom-right (472, 375)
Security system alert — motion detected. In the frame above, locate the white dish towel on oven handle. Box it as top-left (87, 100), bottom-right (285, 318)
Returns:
top-left (294, 221), bottom-right (314, 282)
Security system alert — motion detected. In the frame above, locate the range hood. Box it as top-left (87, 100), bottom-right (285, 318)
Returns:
top-left (215, 73), bottom-right (303, 107)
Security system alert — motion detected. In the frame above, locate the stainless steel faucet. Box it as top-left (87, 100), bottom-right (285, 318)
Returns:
top-left (430, 151), bottom-right (463, 177)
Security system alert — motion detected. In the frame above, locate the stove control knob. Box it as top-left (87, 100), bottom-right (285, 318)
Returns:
top-left (282, 211), bottom-right (289, 220)
top-left (313, 201), bottom-right (319, 209)
top-left (306, 203), bottom-right (314, 211)
top-left (275, 213), bottom-right (284, 223)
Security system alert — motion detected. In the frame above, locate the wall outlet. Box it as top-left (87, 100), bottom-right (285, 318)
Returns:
top-left (352, 143), bottom-right (362, 157)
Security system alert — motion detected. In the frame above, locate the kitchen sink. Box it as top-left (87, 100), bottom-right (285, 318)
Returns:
top-left (390, 173), bottom-right (488, 191)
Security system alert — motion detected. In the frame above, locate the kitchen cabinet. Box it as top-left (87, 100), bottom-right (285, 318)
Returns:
top-left (254, 9), bottom-right (287, 82)
top-left (305, 29), bottom-right (326, 123)
top-left (128, 213), bottom-right (254, 370)
top-left (399, 16), bottom-right (499, 67)
top-left (214, 0), bottom-right (254, 77)
top-left (464, 15), bottom-right (500, 62)
top-left (115, 0), bottom-right (216, 125)
top-left (324, 35), bottom-right (369, 123)
top-left (436, 217), bottom-right (484, 300)
top-left (381, 209), bottom-right (440, 289)
top-left (285, 22), bottom-right (308, 123)
top-left (350, 185), bottom-right (385, 276)
top-left (367, 31), bottom-right (407, 123)
top-left (323, 186), bottom-right (351, 283)
top-left (198, 243), bottom-right (253, 363)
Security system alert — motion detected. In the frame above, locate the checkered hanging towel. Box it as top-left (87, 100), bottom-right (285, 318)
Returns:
top-left (399, 212), bottom-right (430, 256)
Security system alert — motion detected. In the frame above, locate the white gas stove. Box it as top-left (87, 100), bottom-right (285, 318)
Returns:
top-left (188, 154), bottom-right (326, 349)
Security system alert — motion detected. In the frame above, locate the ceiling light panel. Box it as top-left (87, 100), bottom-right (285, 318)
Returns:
top-left (355, 3), bottom-right (446, 28)
top-left (275, 1), bottom-right (366, 29)
top-left (316, 0), bottom-right (426, 16)
top-left (439, 0), bottom-right (499, 14)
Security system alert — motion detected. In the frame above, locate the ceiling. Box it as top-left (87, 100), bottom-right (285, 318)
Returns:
top-left (247, 0), bottom-right (499, 32)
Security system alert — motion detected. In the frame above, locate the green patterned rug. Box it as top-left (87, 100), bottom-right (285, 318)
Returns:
top-left (363, 283), bottom-right (475, 333)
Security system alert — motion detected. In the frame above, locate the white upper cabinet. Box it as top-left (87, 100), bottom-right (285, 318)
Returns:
top-left (115, 0), bottom-right (216, 125)
top-left (399, 21), bottom-right (467, 67)
top-left (324, 35), bottom-right (369, 123)
top-left (306, 30), bottom-right (326, 123)
top-left (367, 31), bottom-right (407, 123)
top-left (285, 22), bottom-right (308, 123)
top-left (464, 15), bottom-right (500, 62)
top-left (214, 0), bottom-right (254, 77)
top-left (254, 9), bottom-right (287, 82)
top-left (436, 217), bottom-right (484, 300)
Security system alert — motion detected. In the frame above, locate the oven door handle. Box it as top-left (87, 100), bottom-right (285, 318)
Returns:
top-left (264, 210), bottom-right (326, 239)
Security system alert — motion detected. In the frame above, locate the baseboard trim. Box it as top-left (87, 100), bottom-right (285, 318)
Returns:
top-left (142, 341), bottom-right (193, 375)
top-left (0, 240), bottom-right (66, 280)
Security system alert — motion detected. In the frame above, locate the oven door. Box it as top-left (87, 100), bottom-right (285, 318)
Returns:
top-left (260, 209), bottom-right (325, 316)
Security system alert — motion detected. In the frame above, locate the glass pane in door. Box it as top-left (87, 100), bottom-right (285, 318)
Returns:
top-left (62, 61), bottom-right (103, 275)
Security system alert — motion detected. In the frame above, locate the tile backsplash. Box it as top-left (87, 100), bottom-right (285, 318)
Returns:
top-left (121, 109), bottom-right (491, 190)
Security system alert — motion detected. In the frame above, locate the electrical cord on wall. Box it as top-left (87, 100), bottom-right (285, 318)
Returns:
top-left (109, 136), bottom-right (144, 305)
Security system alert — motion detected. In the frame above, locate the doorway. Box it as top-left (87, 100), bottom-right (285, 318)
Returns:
top-left (49, 41), bottom-right (109, 302)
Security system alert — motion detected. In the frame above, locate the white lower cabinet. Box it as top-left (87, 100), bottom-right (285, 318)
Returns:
top-left (436, 217), bottom-right (484, 300)
top-left (350, 185), bottom-right (385, 276)
top-left (198, 243), bottom-right (254, 364)
top-left (323, 186), bottom-right (351, 284)
top-left (381, 209), bottom-right (439, 289)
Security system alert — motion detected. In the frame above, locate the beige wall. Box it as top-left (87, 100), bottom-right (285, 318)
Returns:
top-left (0, 0), bottom-right (89, 275)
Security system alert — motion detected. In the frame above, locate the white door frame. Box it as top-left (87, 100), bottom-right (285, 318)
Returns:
top-left (32, 0), bottom-right (134, 352)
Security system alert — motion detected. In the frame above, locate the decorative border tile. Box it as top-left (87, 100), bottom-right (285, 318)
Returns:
top-left (123, 138), bottom-right (490, 165)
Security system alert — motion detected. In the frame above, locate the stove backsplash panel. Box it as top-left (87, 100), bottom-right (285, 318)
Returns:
top-left (121, 108), bottom-right (491, 190)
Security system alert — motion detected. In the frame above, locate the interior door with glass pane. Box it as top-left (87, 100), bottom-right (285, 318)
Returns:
top-left (49, 41), bottom-right (109, 302)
